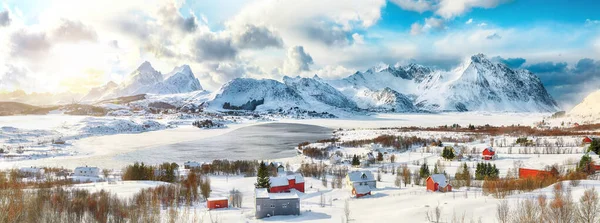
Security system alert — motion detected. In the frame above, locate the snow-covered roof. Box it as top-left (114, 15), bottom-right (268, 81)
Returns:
top-left (255, 188), bottom-right (299, 200)
top-left (270, 176), bottom-right (289, 187)
top-left (429, 174), bottom-right (449, 188)
top-left (354, 185), bottom-right (371, 195)
top-left (19, 167), bottom-right (44, 173)
top-left (207, 197), bottom-right (228, 201)
top-left (184, 161), bottom-right (202, 167)
top-left (286, 174), bottom-right (304, 183)
top-left (484, 147), bottom-right (494, 152)
top-left (255, 188), bottom-right (269, 198)
top-left (75, 166), bottom-right (99, 171)
top-left (347, 170), bottom-right (375, 182)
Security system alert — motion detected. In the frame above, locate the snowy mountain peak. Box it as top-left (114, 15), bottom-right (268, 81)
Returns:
top-left (569, 90), bottom-right (600, 118)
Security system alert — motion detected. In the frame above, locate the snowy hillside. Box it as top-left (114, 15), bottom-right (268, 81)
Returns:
top-left (567, 90), bottom-right (600, 121)
top-left (283, 76), bottom-right (357, 109)
top-left (209, 78), bottom-right (308, 111)
top-left (138, 65), bottom-right (203, 94)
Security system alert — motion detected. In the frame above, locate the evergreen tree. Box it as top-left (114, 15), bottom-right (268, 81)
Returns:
top-left (256, 161), bottom-right (270, 189)
top-left (578, 154), bottom-right (595, 174)
top-left (420, 162), bottom-right (430, 179)
top-left (433, 163), bottom-right (439, 174)
top-left (377, 152), bottom-right (384, 162)
top-left (590, 139), bottom-right (600, 155)
top-left (351, 155), bottom-right (361, 166)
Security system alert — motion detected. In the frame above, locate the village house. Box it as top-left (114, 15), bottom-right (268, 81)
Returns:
top-left (482, 147), bottom-right (496, 160)
top-left (346, 170), bottom-right (376, 188)
top-left (19, 167), bottom-right (45, 179)
top-left (346, 170), bottom-right (376, 197)
top-left (74, 166), bottom-right (101, 178)
top-left (183, 161), bottom-right (202, 169)
top-left (255, 188), bottom-right (300, 219)
top-left (583, 136), bottom-right (593, 145)
top-left (426, 174), bottom-right (452, 192)
top-left (269, 173), bottom-right (305, 193)
top-left (207, 197), bottom-right (229, 210)
top-left (518, 168), bottom-right (553, 179)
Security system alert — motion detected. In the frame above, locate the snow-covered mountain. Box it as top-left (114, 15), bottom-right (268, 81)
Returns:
top-left (83, 62), bottom-right (203, 101)
top-left (138, 65), bottom-right (203, 94)
top-left (209, 78), bottom-right (307, 111)
top-left (80, 54), bottom-right (558, 114)
top-left (283, 75), bottom-right (357, 109)
top-left (415, 54), bottom-right (558, 112)
top-left (568, 90), bottom-right (600, 120)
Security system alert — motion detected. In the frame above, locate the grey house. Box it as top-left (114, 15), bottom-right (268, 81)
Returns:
top-left (255, 188), bottom-right (300, 219)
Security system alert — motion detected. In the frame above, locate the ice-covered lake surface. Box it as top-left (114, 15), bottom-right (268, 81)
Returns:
top-left (115, 123), bottom-right (331, 164)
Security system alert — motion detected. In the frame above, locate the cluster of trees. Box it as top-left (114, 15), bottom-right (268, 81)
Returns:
top-left (453, 163), bottom-right (472, 188)
top-left (299, 162), bottom-right (327, 178)
top-left (0, 170), bottom-right (216, 223)
top-left (341, 135), bottom-right (428, 151)
top-left (195, 159), bottom-right (260, 176)
top-left (475, 162), bottom-right (499, 180)
top-left (441, 146), bottom-right (455, 160)
top-left (496, 184), bottom-right (600, 223)
top-left (302, 147), bottom-right (329, 159)
top-left (351, 155), bottom-right (361, 166)
top-left (192, 120), bottom-right (224, 129)
top-left (222, 99), bottom-right (264, 111)
top-left (122, 162), bottom-right (155, 181)
top-left (588, 138), bottom-right (600, 155)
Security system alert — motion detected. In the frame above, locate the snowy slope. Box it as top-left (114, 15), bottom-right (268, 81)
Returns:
top-left (283, 75), bottom-right (357, 109)
top-left (81, 81), bottom-right (117, 102)
top-left (209, 78), bottom-right (308, 111)
top-left (109, 61), bottom-right (163, 98)
top-left (568, 90), bottom-right (600, 120)
top-left (356, 87), bottom-right (416, 112)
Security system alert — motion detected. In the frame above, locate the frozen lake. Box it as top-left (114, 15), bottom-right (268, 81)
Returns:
top-left (115, 123), bottom-right (332, 164)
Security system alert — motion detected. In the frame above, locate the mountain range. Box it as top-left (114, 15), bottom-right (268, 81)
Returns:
top-left (78, 54), bottom-right (561, 113)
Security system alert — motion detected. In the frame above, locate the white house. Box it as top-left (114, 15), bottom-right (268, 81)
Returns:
top-left (19, 167), bottom-right (45, 178)
top-left (184, 161), bottom-right (202, 169)
top-left (74, 166), bottom-right (100, 178)
top-left (346, 170), bottom-right (376, 188)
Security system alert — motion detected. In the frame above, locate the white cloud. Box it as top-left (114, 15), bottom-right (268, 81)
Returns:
top-left (410, 22), bottom-right (422, 35)
top-left (283, 46), bottom-right (313, 74)
top-left (389, 0), bottom-right (509, 19)
top-left (352, 33), bottom-right (365, 45)
top-left (390, 0), bottom-right (433, 13)
top-left (478, 22), bottom-right (488, 27)
top-left (436, 0), bottom-right (509, 19)
top-left (465, 18), bottom-right (473, 24)
top-left (586, 19), bottom-right (600, 26)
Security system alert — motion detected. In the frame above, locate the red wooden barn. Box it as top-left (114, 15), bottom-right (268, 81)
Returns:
top-left (482, 147), bottom-right (495, 160)
top-left (583, 136), bottom-right (593, 144)
top-left (207, 197), bottom-right (228, 210)
top-left (518, 168), bottom-right (552, 179)
top-left (269, 174), bottom-right (305, 193)
top-left (426, 174), bottom-right (452, 192)
top-left (352, 185), bottom-right (371, 198)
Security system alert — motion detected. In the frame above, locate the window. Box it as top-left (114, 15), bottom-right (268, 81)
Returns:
top-left (282, 204), bottom-right (287, 208)
top-left (270, 204), bottom-right (275, 208)
top-left (256, 205), bottom-right (261, 212)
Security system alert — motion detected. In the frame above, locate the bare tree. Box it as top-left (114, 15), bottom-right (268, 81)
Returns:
top-left (513, 199), bottom-right (539, 223)
top-left (496, 200), bottom-right (510, 223)
top-left (576, 188), bottom-right (600, 223)
top-left (229, 189), bottom-right (242, 208)
top-left (426, 204), bottom-right (442, 223)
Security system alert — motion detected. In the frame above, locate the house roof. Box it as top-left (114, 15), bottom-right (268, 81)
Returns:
top-left (286, 174), bottom-right (305, 183)
top-left (429, 174), bottom-right (449, 188)
top-left (207, 197), bottom-right (228, 201)
top-left (347, 171), bottom-right (375, 182)
top-left (255, 188), bottom-right (299, 200)
top-left (484, 147), bottom-right (494, 152)
top-left (269, 176), bottom-right (289, 187)
top-left (353, 185), bottom-right (371, 195)
top-left (75, 166), bottom-right (99, 171)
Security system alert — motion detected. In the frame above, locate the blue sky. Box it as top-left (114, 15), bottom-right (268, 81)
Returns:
top-left (0, 0), bottom-right (599, 108)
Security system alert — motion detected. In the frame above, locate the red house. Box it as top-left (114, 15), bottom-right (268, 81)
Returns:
top-left (518, 168), bottom-right (552, 179)
top-left (482, 147), bottom-right (495, 160)
top-left (269, 174), bottom-right (305, 193)
top-left (426, 174), bottom-right (452, 192)
top-left (583, 136), bottom-right (593, 144)
top-left (207, 197), bottom-right (228, 210)
top-left (352, 185), bottom-right (371, 198)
